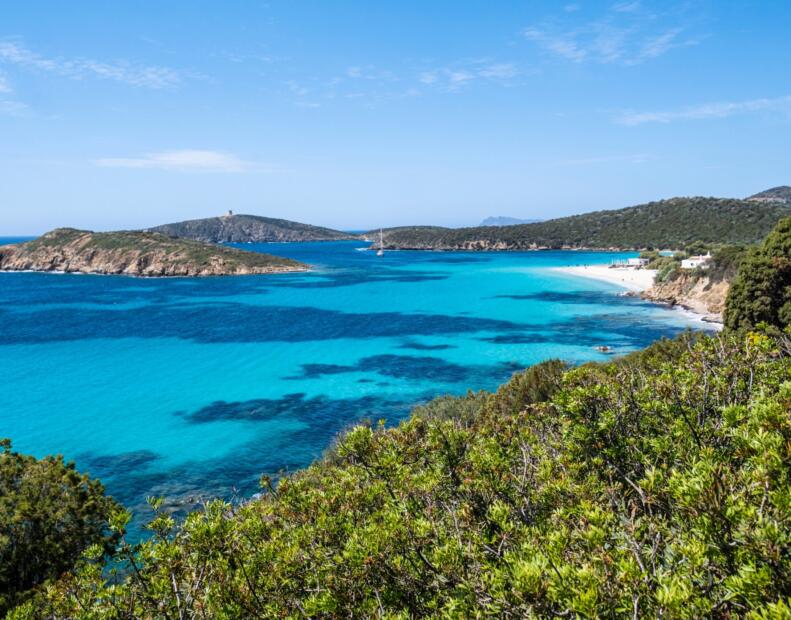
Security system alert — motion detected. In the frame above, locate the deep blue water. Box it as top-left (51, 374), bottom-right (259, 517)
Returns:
top-left (0, 240), bottom-right (712, 535)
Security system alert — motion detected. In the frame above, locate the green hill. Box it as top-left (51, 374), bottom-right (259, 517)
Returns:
top-left (376, 197), bottom-right (791, 250)
top-left (148, 213), bottom-right (354, 243)
top-left (748, 185), bottom-right (791, 205)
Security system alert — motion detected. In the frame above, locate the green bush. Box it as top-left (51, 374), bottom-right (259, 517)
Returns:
top-left (0, 441), bottom-right (119, 614)
top-left (725, 218), bottom-right (791, 331)
top-left (13, 331), bottom-right (791, 618)
top-left (656, 260), bottom-right (681, 283)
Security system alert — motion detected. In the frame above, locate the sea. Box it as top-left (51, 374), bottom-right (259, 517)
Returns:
top-left (0, 238), bottom-right (713, 536)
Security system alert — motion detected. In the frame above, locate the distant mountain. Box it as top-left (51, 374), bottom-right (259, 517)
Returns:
top-left (480, 216), bottom-right (542, 226)
top-left (0, 228), bottom-right (307, 277)
top-left (377, 197), bottom-right (791, 251)
top-left (747, 186), bottom-right (791, 205)
top-left (147, 214), bottom-right (354, 243)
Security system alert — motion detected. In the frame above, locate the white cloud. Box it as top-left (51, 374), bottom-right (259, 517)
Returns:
top-left (0, 40), bottom-right (180, 89)
top-left (523, 3), bottom-right (700, 66)
top-left (95, 150), bottom-right (266, 172)
top-left (0, 99), bottom-right (28, 116)
top-left (611, 1), bottom-right (641, 13)
top-left (477, 63), bottom-right (519, 79)
top-left (523, 27), bottom-right (588, 62)
top-left (0, 72), bottom-right (11, 93)
top-left (616, 95), bottom-right (791, 125)
top-left (418, 62), bottom-right (519, 91)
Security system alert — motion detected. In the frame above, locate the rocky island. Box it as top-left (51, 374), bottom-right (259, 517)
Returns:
top-left (0, 228), bottom-right (308, 277)
top-left (148, 213), bottom-right (354, 243)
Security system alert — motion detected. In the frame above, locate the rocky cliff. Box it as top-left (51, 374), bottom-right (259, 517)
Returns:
top-left (148, 214), bottom-right (354, 243)
top-left (642, 272), bottom-right (729, 322)
top-left (0, 229), bottom-right (308, 277)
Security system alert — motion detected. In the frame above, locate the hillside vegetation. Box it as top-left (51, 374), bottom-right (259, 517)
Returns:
top-left (148, 214), bottom-right (354, 243)
top-left (0, 228), bottom-right (307, 277)
top-left (376, 197), bottom-right (791, 250)
top-left (726, 217), bottom-right (791, 332)
top-left (748, 186), bottom-right (791, 205)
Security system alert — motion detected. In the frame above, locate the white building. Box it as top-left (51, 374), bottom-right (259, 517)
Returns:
top-left (627, 257), bottom-right (650, 267)
top-left (681, 253), bottom-right (711, 269)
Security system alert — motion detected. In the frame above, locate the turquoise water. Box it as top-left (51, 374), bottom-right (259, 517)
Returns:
top-left (0, 240), bottom-right (711, 533)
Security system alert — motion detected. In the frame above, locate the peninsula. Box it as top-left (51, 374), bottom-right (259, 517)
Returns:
top-left (148, 213), bottom-right (354, 243)
top-left (0, 228), bottom-right (307, 277)
top-left (373, 194), bottom-right (791, 251)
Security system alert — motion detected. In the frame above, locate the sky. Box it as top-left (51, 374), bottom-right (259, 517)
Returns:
top-left (1, 1), bottom-right (790, 234)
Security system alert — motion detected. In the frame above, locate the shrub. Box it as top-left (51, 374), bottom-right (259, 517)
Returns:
top-left (0, 441), bottom-right (119, 614)
top-left (725, 217), bottom-right (791, 331)
top-left (13, 331), bottom-right (791, 618)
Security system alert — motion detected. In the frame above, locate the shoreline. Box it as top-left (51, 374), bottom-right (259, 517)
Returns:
top-left (551, 265), bottom-right (656, 292)
top-left (552, 265), bottom-right (723, 329)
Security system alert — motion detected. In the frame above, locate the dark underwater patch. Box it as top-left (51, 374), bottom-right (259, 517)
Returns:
top-left (79, 449), bottom-right (161, 475)
top-left (0, 303), bottom-right (525, 345)
top-left (493, 290), bottom-right (623, 305)
top-left (288, 354), bottom-right (524, 385)
top-left (397, 340), bottom-right (456, 351)
top-left (478, 312), bottom-right (691, 349)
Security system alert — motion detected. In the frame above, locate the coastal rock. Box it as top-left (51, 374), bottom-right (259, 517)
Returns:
top-left (0, 228), bottom-right (308, 277)
top-left (641, 273), bottom-right (728, 322)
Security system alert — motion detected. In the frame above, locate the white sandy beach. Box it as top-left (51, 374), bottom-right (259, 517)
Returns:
top-left (552, 265), bottom-right (656, 292)
top-left (553, 264), bottom-right (724, 329)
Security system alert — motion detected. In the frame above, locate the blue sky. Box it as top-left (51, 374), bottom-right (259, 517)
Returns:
top-left (1, 1), bottom-right (790, 234)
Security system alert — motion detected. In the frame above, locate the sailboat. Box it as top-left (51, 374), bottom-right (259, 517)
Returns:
top-left (376, 229), bottom-right (384, 256)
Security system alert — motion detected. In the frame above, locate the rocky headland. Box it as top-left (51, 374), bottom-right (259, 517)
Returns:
top-left (641, 272), bottom-right (729, 323)
top-left (0, 228), bottom-right (308, 277)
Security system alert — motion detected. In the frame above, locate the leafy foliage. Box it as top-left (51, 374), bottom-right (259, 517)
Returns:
top-left (12, 331), bottom-right (791, 618)
top-left (725, 218), bottom-right (791, 331)
top-left (376, 197), bottom-right (791, 250)
top-left (0, 440), bottom-right (119, 614)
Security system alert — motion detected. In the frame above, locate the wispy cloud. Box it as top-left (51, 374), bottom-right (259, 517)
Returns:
top-left (0, 40), bottom-right (180, 89)
top-left (0, 99), bottom-right (28, 116)
top-left (616, 95), bottom-right (791, 125)
top-left (94, 150), bottom-right (267, 172)
top-left (611, 1), bottom-right (642, 13)
top-left (284, 59), bottom-right (520, 107)
top-left (523, 3), bottom-right (700, 65)
top-left (417, 61), bottom-right (519, 92)
top-left (561, 153), bottom-right (650, 165)
top-left (0, 71), bottom-right (11, 93)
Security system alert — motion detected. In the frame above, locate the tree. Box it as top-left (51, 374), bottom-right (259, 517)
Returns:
top-left (0, 440), bottom-right (120, 613)
top-left (724, 217), bottom-right (791, 331)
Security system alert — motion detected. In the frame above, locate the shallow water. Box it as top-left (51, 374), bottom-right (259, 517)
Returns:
top-left (0, 240), bottom-right (711, 534)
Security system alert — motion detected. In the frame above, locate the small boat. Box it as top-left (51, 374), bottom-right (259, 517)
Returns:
top-left (376, 229), bottom-right (384, 256)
